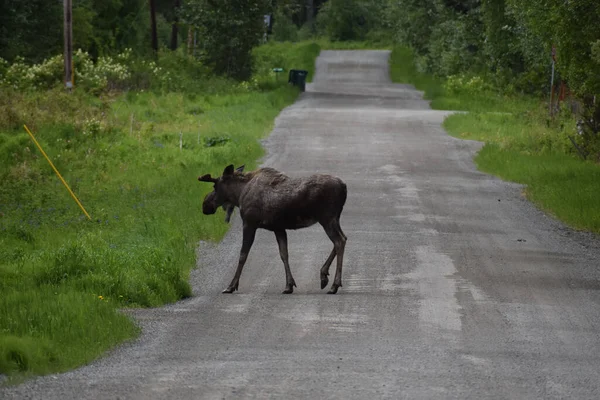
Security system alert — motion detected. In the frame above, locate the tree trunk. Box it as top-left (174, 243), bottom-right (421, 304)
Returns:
top-left (170, 0), bottom-right (181, 50)
top-left (63, 0), bottom-right (74, 89)
top-left (149, 0), bottom-right (158, 53)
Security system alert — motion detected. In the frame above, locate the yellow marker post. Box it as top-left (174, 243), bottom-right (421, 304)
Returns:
top-left (23, 124), bottom-right (91, 220)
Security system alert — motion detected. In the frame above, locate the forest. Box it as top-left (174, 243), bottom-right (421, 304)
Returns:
top-left (2, 1), bottom-right (599, 154)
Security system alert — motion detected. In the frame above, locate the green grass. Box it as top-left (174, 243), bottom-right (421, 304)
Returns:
top-left (389, 46), bottom-right (536, 112)
top-left (475, 145), bottom-right (600, 232)
top-left (390, 45), bottom-right (600, 233)
top-left (0, 42), bottom-right (320, 380)
top-left (315, 37), bottom-right (391, 50)
top-left (253, 41), bottom-right (321, 83)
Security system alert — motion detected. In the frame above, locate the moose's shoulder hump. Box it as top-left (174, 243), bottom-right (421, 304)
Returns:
top-left (250, 168), bottom-right (289, 186)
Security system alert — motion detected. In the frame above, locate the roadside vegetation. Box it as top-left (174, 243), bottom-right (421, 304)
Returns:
top-left (389, 44), bottom-right (600, 232)
top-left (0, 34), bottom-right (320, 379)
top-left (1, 0), bottom-right (599, 383)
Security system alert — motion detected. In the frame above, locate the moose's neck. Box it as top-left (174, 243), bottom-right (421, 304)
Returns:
top-left (225, 179), bottom-right (248, 207)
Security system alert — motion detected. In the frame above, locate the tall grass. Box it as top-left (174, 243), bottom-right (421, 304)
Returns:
top-left (0, 42), bottom-right (320, 380)
top-left (390, 45), bottom-right (600, 233)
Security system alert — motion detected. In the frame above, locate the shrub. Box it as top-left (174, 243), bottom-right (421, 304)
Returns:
top-left (0, 49), bottom-right (179, 94)
top-left (0, 55), bottom-right (63, 90)
top-left (272, 10), bottom-right (299, 42)
top-left (444, 74), bottom-right (494, 95)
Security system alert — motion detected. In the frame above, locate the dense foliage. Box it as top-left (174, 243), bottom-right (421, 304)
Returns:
top-left (292, 0), bottom-right (600, 160)
top-left (180, 0), bottom-right (271, 80)
top-left (0, 0), bottom-right (177, 61)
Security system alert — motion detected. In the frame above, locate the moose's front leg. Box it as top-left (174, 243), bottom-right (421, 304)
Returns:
top-left (223, 224), bottom-right (257, 293)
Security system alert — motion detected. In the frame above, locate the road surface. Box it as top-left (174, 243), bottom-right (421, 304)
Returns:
top-left (3, 50), bottom-right (600, 399)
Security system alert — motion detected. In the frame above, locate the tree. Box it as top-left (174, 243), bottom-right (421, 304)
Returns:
top-left (481, 0), bottom-right (523, 75)
top-left (150, 0), bottom-right (159, 52)
top-left (181, 0), bottom-right (271, 80)
top-left (0, 1), bottom-right (63, 62)
top-left (316, 0), bottom-right (375, 41)
top-left (170, 0), bottom-right (182, 50)
top-left (386, 0), bottom-right (439, 54)
top-left (507, 0), bottom-right (600, 96)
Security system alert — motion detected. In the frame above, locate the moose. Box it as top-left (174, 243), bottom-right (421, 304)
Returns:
top-left (198, 164), bottom-right (347, 294)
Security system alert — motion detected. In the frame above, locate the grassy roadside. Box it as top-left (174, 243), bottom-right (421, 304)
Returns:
top-left (0, 42), bottom-right (321, 380)
top-left (389, 45), bottom-right (600, 233)
top-left (252, 41), bottom-right (320, 83)
top-left (315, 37), bottom-right (391, 50)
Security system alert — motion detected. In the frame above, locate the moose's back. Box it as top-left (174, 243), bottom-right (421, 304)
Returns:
top-left (239, 168), bottom-right (347, 231)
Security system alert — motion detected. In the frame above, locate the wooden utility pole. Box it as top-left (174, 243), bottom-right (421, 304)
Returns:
top-left (549, 45), bottom-right (556, 117)
top-left (150, 0), bottom-right (159, 53)
top-left (63, 0), bottom-right (74, 89)
top-left (170, 0), bottom-right (181, 50)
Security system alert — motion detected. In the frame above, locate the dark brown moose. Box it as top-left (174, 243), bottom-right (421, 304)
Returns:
top-left (198, 165), bottom-right (347, 294)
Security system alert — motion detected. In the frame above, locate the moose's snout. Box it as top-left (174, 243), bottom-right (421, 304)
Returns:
top-left (203, 203), bottom-right (217, 215)
top-left (202, 192), bottom-right (218, 215)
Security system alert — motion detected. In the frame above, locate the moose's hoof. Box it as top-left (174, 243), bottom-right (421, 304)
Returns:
top-left (282, 280), bottom-right (296, 294)
top-left (320, 276), bottom-right (329, 290)
top-left (222, 286), bottom-right (237, 294)
top-left (327, 285), bottom-right (339, 295)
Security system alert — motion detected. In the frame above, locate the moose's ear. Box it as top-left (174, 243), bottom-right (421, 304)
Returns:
top-left (223, 164), bottom-right (235, 176)
top-left (198, 174), bottom-right (216, 183)
top-left (236, 165), bottom-right (245, 173)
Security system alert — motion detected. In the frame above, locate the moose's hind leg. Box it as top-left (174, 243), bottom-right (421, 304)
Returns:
top-left (275, 230), bottom-right (296, 294)
top-left (321, 220), bottom-right (346, 294)
top-left (320, 248), bottom-right (336, 289)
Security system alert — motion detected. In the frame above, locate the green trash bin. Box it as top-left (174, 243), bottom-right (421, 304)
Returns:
top-left (288, 69), bottom-right (308, 92)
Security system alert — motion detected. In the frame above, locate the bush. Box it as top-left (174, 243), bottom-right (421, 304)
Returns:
top-left (0, 55), bottom-right (63, 90)
top-left (444, 74), bottom-right (494, 96)
top-left (571, 101), bottom-right (600, 162)
top-left (0, 49), bottom-right (220, 94)
top-left (272, 10), bottom-right (299, 42)
top-left (297, 23), bottom-right (316, 41)
top-left (426, 17), bottom-right (482, 77)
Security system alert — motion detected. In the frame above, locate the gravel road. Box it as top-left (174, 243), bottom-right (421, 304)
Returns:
top-left (3, 50), bottom-right (600, 399)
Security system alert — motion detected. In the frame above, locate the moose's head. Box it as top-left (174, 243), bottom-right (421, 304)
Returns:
top-left (198, 164), bottom-right (245, 222)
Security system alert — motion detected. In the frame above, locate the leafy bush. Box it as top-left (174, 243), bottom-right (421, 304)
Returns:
top-left (444, 74), bottom-right (494, 95)
top-left (297, 23), bottom-right (316, 41)
top-left (272, 10), bottom-right (299, 42)
top-left (426, 14), bottom-right (483, 78)
top-left (0, 49), bottom-right (178, 94)
top-left (0, 55), bottom-right (63, 90)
